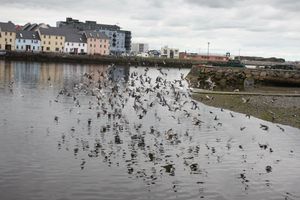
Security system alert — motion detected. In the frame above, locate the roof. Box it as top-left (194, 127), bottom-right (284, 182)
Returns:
top-left (0, 21), bottom-right (16, 32)
top-left (84, 31), bottom-right (109, 39)
top-left (65, 32), bottom-right (86, 43)
top-left (16, 31), bottom-right (40, 40)
top-left (39, 27), bottom-right (67, 36)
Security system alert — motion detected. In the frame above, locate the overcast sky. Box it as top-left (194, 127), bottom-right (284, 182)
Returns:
top-left (1, 0), bottom-right (299, 60)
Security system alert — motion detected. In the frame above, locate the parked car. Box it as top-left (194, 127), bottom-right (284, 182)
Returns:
top-left (0, 50), bottom-right (6, 56)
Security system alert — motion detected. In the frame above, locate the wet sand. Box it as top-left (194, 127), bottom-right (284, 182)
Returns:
top-left (192, 92), bottom-right (300, 128)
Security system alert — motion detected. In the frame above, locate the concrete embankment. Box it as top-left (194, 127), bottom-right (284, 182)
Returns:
top-left (187, 65), bottom-right (300, 90)
top-left (0, 52), bottom-right (196, 68)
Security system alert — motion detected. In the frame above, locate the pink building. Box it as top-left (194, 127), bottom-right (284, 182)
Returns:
top-left (84, 31), bottom-right (110, 55)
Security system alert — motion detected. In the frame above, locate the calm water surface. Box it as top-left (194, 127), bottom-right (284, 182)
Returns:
top-left (0, 61), bottom-right (299, 200)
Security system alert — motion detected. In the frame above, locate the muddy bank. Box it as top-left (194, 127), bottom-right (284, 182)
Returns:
top-left (0, 51), bottom-right (196, 68)
top-left (192, 93), bottom-right (300, 128)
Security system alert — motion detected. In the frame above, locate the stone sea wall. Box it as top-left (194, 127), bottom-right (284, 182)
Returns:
top-left (0, 51), bottom-right (195, 68)
top-left (187, 65), bottom-right (300, 90)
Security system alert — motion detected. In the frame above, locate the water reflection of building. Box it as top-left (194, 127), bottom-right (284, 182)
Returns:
top-left (107, 65), bottom-right (129, 83)
top-left (39, 63), bottom-right (64, 86)
top-left (0, 61), bottom-right (14, 83)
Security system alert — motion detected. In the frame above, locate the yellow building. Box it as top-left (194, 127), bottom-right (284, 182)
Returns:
top-left (38, 27), bottom-right (65, 53)
top-left (0, 22), bottom-right (16, 51)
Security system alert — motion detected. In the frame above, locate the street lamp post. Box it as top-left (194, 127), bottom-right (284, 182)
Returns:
top-left (207, 42), bottom-right (210, 57)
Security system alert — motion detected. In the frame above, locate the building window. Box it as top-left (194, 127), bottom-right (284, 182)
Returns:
top-left (55, 42), bottom-right (57, 45)
top-left (49, 35), bottom-right (50, 39)
top-left (100, 45), bottom-right (102, 48)
top-left (46, 47), bottom-right (50, 51)
top-left (49, 42), bottom-right (51, 45)
top-left (60, 42), bottom-right (62, 45)
top-left (104, 45), bottom-right (106, 48)
top-left (90, 44), bottom-right (92, 47)
top-left (5, 32), bottom-right (7, 36)
top-left (71, 43), bottom-right (73, 46)
top-left (10, 32), bottom-right (12, 36)
top-left (104, 50), bottom-right (106, 54)
top-left (32, 40), bottom-right (33, 43)
top-left (16, 45), bottom-right (19, 49)
top-left (44, 41), bottom-right (46, 45)
top-left (21, 46), bottom-right (23, 49)
top-left (79, 43), bottom-right (80, 47)
top-left (5, 38), bottom-right (7, 42)
top-left (33, 46), bottom-right (35, 50)
top-left (44, 35), bottom-right (46, 38)
top-left (55, 48), bottom-right (59, 52)
top-left (61, 36), bottom-right (63, 39)
top-left (23, 39), bottom-right (25, 43)
top-left (66, 48), bottom-right (68, 52)
top-left (18, 39), bottom-right (21, 42)
top-left (10, 39), bottom-right (12, 42)
top-left (83, 44), bottom-right (85, 47)
top-left (94, 45), bottom-right (96, 47)
top-left (94, 39), bottom-right (96, 42)
top-left (56, 36), bottom-right (58, 39)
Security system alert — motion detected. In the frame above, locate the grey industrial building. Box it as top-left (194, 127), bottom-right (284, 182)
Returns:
top-left (56, 17), bottom-right (131, 55)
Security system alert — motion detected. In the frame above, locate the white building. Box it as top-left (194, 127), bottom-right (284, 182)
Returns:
top-left (131, 43), bottom-right (149, 54)
top-left (160, 46), bottom-right (179, 59)
top-left (64, 32), bottom-right (87, 54)
top-left (15, 31), bottom-right (41, 52)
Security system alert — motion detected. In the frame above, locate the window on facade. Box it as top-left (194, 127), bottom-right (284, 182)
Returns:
top-left (79, 43), bottom-right (80, 47)
top-left (56, 36), bottom-right (58, 39)
top-left (5, 32), bottom-right (7, 36)
top-left (32, 40), bottom-right (33, 43)
top-left (44, 35), bottom-right (46, 38)
top-left (5, 38), bottom-right (7, 42)
top-left (48, 35), bottom-right (50, 39)
top-left (55, 48), bottom-right (59, 52)
top-left (61, 36), bottom-right (63, 39)
top-left (100, 45), bottom-right (102, 48)
top-left (94, 39), bottom-right (96, 42)
top-left (10, 32), bottom-right (12, 36)
top-left (55, 42), bottom-right (57, 45)
top-left (18, 39), bottom-right (21, 42)
top-left (104, 45), bottom-right (106, 48)
top-left (33, 46), bottom-right (35, 50)
top-left (10, 39), bottom-right (12, 42)
top-left (44, 41), bottom-right (46, 45)
top-left (90, 44), bottom-right (92, 47)
top-left (66, 48), bottom-right (68, 51)
top-left (46, 47), bottom-right (50, 51)
top-left (49, 42), bottom-right (50, 45)
top-left (94, 45), bottom-right (96, 47)
top-left (23, 39), bottom-right (25, 43)
top-left (16, 45), bottom-right (19, 49)
top-left (83, 44), bottom-right (85, 47)
top-left (71, 43), bottom-right (73, 46)
top-left (0, 44), bottom-right (1, 49)
top-left (60, 42), bottom-right (62, 45)
top-left (21, 46), bottom-right (23, 49)
top-left (104, 50), bottom-right (106, 54)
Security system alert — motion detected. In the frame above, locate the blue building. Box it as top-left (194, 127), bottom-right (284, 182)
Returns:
top-left (15, 31), bottom-right (41, 52)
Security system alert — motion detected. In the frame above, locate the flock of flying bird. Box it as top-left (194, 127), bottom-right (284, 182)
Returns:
top-left (51, 65), bottom-right (293, 197)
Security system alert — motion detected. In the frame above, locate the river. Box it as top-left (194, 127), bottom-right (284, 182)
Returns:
top-left (0, 61), bottom-right (299, 200)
